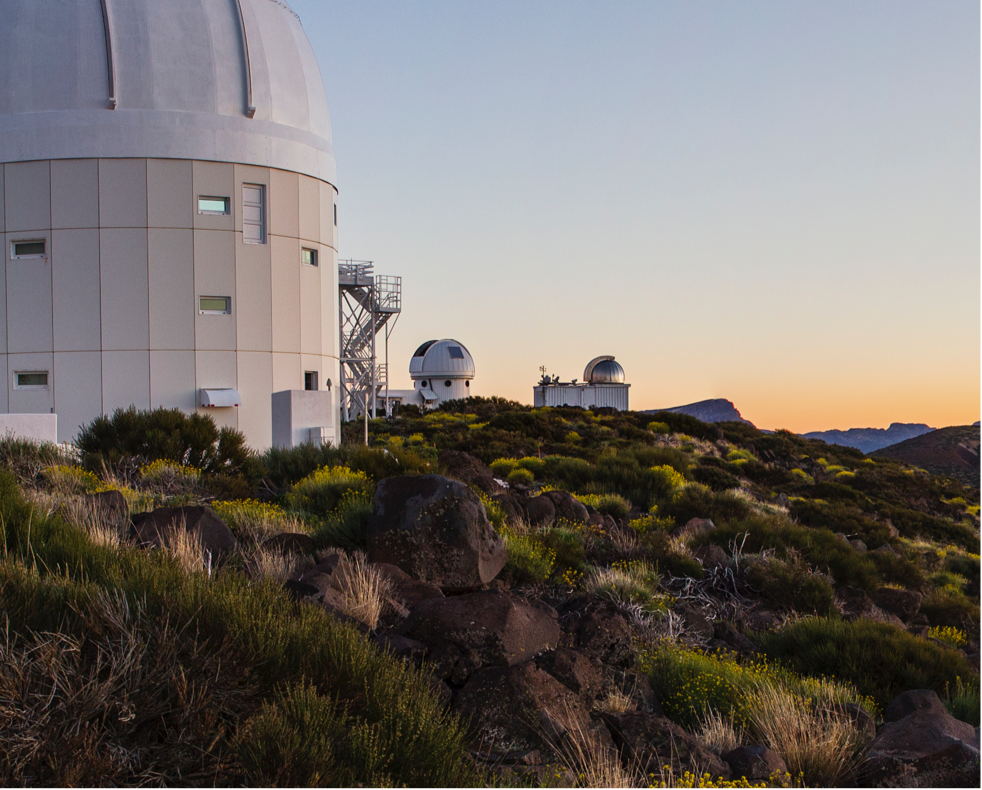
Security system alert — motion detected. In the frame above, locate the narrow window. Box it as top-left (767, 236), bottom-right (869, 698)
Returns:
top-left (11, 240), bottom-right (46, 259)
top-left (301, 248), bottom-right (318, 267)
top-left (243, 184), bottom-right (265, 244)
top-left (14, 371), bottom-right (48, 388)
top-left (199, 296), bottom-right (231, 315)
top-left (334, 203), bottom-right (337, 226)
top-left (198, 196), bottom-right (230, 215)
top-left (304, 371), bottom-right (318, 391)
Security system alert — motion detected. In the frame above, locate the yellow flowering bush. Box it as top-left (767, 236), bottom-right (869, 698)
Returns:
top-left (212, 498), bottom-right (305, 540)
top-left (43, 465), bottom-right (102, 495)
top-left (789, 469), bottom-right (815, 485)
top-left (286, 465), bottom-right (373, 516)
top-left (138, 458), bottom-right (202, 489)
top-left (929, 625), bottom-right (968, 648)
top-left (630, 513), bottom-right (675, 536)
top-left (501, 528), bottom-right (555, 584)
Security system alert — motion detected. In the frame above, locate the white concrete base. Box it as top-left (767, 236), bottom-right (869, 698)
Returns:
top-left (271, 390), bottom-right (335, 449)
top-left (0, 413), bottom-right (58, 444)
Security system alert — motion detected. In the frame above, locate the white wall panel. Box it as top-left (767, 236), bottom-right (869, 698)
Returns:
top-left (195, 350), bottom-right (237, 430)
top-left (4, 161), bottom-right (50, 232)
top-left (8, 352), bottom-right (54, 414)
top-left (100, 228), bottom-right (150, 350)
top-left (150, 350), bottom-right (196, 411)
top-left (6, 232), bottom-right (53, 353)
top-left (193, 161), bottom-right (234, 231)
top-left (102, 350), bottom-right (150, 412)
top-left (270, 235), bottom-right (300, 353)
top-left (148, 228), bottom-right (194, 350)
top-left (298, 174), bottom-right (320, 243)
top-left (0, 164), bottom-right (4, 233)
top-left (319, 181), bottom-right (337, 251)
top-left (272, 352), bottom-right (300, 393)
top-left (236, 351), bottom-right (272, 449)
top-left (51, 159), bottom-right (99, 229)
top-left (194, 229), bottom-right (236, 351)
top-left (53, 351), bottom-right (102, 441)
top-left (99, 159), bottom-right (148, 228)
top-left (299, 259), bottom-right (321, 356)
top-left (148, 159), bottom-right (193, 229)
top-left (270, 169), bottom-right (299, 238)
top-left (235, 233), bottom-right (272, 352)
top-left (52, 229), bottom-right (101, 351)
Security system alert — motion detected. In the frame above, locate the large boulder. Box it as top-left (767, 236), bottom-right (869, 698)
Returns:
top-left (438, 450), bottom-right (502, 495)
top-left (372, 562), bottom-right (444, 609)
top-left (862, 690), bottom-right (980, 786)
top-left (367, 475), bottom-right (507, 591)
top-left (131, 505), bottom-right (236, 562)
top-left (399, 590), bottom-right (560, 668)
top-left (82, 490), bottom-right (130, 525)
top-left (671, 517), bottom-right (716, 540)
top-left (491, 493), bottom-right (527, 527)
top-left (452, 661), bottom-right (591, 756)
top-left (723, 745), bottom-right (788, 781)
top-left (560, 597), bottom-right (635, 666)
top-left (541, 490), bottom-right (589, 524)
top-left (600, 712), bottom-right (731, 780)
top-left (872, 587), bottom-right (923, 622)
top-left (525, 495), bottom-right (556, 528)
top-left (535, 647), bottom-right (603, 707)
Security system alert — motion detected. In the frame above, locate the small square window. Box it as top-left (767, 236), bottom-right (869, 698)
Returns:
top-left (15, 371), bottom-right (48, 388)
top-left (448, 346), bottom-right (465, 360)
top-left (11, 240), bottom-right (46, 259)
top-left (301, 248), bottom-right (318, 267)
top-left (199, 296), bottom-right (231, 315)
top-left (304, 371), bottom-right (318, 391)
top-left (198, 196), bottom-right (230, 215)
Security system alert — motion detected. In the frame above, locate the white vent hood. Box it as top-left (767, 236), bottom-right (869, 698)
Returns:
top-left (200, 388), bottom-right (241, 408)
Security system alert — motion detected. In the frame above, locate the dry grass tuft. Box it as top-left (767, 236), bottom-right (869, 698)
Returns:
top-left (598, 688), bottom-right (636, 714)
top-left (745, 681), bottom-right (868, 786)
top-left (547, 704), bottom-right (640, 788)
top-left (698, 709), bottom-right (743, 755)
top-left (245, 546), bottom-right (311, 585)
top-left (162, 523), bottom-right (211, 575)
top-left (331, 551), bottom-right (393, 630)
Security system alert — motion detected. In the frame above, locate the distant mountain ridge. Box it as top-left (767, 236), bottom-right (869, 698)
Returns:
top-left (872, 425), bottom-right (980, 489)
top-left (643, 399), bottom-right (754, 426)
top-left (803, 423), bottom-right (935, 454)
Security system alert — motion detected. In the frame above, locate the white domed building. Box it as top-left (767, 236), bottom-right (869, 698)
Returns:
top-left (533, 355), bottom-right (630, 411)
top-left (386, 339), bottom-right (475, 411)
top-left (0, 0), bottom-right (339, 447)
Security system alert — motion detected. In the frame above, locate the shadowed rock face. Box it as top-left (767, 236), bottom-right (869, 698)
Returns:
top-left (367, 475), bottom-right (507, 591)
top-left (130, 505), bottom-right (236, 562)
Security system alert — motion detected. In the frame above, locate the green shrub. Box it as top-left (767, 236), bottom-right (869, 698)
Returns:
top-left (943, 678), bottom-right (980, 726)
top-left (756, 617), bottom-right (978, 710)
top-left (539, 526), bottom-right (587, 573)
top-left (745, 554), bottom-right (837, 617)
top-left (647, 421), bottom-right (670, 434)
top-left (659, 484), bottom-right (752, 528)
top-left (77, 407), bottom-right (262, 484)
top-left (262, 444), bottom-right (429, 489)
top-left (309, 490), bottom-right (375, 552)
top-left (575, 492), bottom-right (631, 518)
top-left (0, 436), bottom-right (75, 486)
top-left (516, 457), bottom-right (546, 476)
top-left (0, 470), bottom-right (480, 786)
top-left (920, 587), bottom-right (979, 628)
top-left (286, 466), bottom-right (374, 517)
top-left (506, 467), bottom-right (535, 485)
top-left (501, 530), bottom-right (554, 584)
top-left (692, 465), bottom-right (742, 492)
top-left (489, 458), bottom-right (519, 478)
top-left (790, 468), bottom-right (815, 485)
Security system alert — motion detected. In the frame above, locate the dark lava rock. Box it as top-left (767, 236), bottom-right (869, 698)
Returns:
top-left (873, 587), bottom-right (923, 621)
top-left (82, 490), bottom-right (129, 523)
top-left (399, 590), bottom-right (560, 667)
top-left (491, 492), bottom-right (527, 527)
top-left (862, 689), bottom-right (979, 786)
top-left (438, 449), bottom-right (502, 495)
top-left (606, 668), bottom-right (662, 715)
top-left (452, 661), bottom-right (590, 755)
top-left (373, 562), bottom-right (444, 609)
top-left (261, 532), bottom-right (315, 555)
top-left (525, 495), bottom-right (557, 528)
top-left (693, 544), bottom-right (730, 569)
top-left (562, 599), bottom-right (635, 667)
top-left (722, 745), bottom-right (788, 781)
top-left (284, 579), bottom-right (320, 601)
top-left (600, 712), bottom-right (731, 780)
top-left (541, 490), bottom-right (589, 524)
top-left (367, 474), bottom-right (507, 591)
top-left (131, 505), bottom-right (236, 562)
top-left (535, 647), bottom-right (603, 707)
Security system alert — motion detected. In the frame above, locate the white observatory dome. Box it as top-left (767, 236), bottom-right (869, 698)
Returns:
top-left (0, 0), bottom-right (335, 184)
top-left (409, 340), bottom-right (476, 379)
top-left (584, 356), bottom-right (626, 384)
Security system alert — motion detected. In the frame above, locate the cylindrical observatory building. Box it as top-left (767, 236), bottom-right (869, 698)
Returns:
top-left (0, 0), bottom-right (340, 447)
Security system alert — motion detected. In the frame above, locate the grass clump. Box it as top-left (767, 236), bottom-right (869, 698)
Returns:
top-left (584, 559), bottom-right (669, 615)
top-left (212, 499), bottom-right (306, 544)
top-left (501, 529), bottom-right (555, 584)
top-left (756, 617), bottom-right (979, 711)
top-left (744, 551), bottom-right (837, 617)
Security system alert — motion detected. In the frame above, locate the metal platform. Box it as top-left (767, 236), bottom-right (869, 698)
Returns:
top-left (338, 260), bottom-right (402, 421)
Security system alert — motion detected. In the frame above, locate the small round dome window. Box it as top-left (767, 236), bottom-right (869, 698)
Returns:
top-left (421, 380), bottom-right (428, 388)
top-left (465, 380), bottom-right (470, 387)
top-left (444, 380), bottom-right (452, 388)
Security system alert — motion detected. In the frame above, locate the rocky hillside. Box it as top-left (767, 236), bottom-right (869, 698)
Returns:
top-left (0, 402), bottom-right (978, 787)
top-left (872, 425), bottom-right (980, 490)
top-left (644, 398), bottom-right (754, 426)
top-left (804, 423), bottom-right (935, 454)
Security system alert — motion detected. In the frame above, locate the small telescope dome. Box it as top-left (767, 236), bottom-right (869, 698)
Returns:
top-left (410, 339), bottom-right (475, 379)
top-left (584, 356), bottom-right (626, 384)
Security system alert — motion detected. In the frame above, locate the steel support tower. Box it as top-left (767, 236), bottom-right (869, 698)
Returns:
top-left (338, 260), bottom-right (402, 421)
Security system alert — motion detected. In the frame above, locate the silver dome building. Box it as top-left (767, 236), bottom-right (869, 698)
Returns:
top-left (534, 355), bottom-right (630, 411)
top-left (385, 339), bottom-right (475, 411)
top-left (0, 0), bottom-right (340, 447)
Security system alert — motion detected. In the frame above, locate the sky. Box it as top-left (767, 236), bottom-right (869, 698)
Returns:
top-left (290, 0), bottom-right (980, 433)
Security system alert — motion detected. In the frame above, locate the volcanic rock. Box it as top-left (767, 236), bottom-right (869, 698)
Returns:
top-left (367, 474), bottom-right (507, 591)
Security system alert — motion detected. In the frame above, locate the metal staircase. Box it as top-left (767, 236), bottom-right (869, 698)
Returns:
top-left (338, 260), bottom-right (401, 421)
